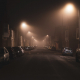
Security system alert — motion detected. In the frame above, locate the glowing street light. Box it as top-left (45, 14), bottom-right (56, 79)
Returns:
top-left (64, 3), bottom-right (74, 14)
top-left (28, 31), bottom-right (31, 34)
top-left (62, 3), bottom-right (75, 47)
top-left (21, 22), bottom-right (27, 29)
top-left (47, 35), bottom-right (49, 37)
top-left (66, 5), bottom-right (73, 11)
top-left (20, 22), bottom-right (27, 47)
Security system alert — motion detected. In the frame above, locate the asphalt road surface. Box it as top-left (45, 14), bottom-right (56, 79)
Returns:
top-left (0, 47), bottom-right (80, 80)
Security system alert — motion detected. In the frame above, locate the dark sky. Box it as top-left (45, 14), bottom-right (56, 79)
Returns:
top-left (1, 0), bottom-right (80, 40)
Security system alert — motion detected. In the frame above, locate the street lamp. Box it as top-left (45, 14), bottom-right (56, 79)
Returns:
top-left (47, 35), bottom-right (49, 37)
top-left (65, 4), bottom-right (74, 13)
top-left (21, 22), bottom-right (27, 29)
top-left (27, 31), bottom-right (32, 46)
top-left (62, 3), bottom-right (74, 47)
top-left (21, 22), bottom-right (27, 47)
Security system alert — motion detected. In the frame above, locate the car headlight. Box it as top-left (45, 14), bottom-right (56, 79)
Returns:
top-left (18, 51), bottom-right (19, 53)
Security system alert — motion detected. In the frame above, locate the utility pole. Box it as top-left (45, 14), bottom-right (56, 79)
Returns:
top-left (78, 9), bottom-right (80, 48)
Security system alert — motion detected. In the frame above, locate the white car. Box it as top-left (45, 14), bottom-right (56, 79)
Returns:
top-left (62, 47), bottom-right (73, 56)
top-left (0, 47), bottom-right (9, 64)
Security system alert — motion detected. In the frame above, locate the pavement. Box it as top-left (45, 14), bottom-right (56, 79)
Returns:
top-left (0, 47), bottom-right (80, 80)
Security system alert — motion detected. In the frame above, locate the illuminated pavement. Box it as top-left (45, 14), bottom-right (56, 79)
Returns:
top-left (0, 48), bottom-right (80, 80)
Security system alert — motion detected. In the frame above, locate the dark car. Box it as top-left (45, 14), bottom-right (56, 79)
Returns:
top-left (25, 46), bottom-right (32, 51)
top-left (76, 48), bottom-right (80, 62)
top-left (12, 47), bottom-right (22, 56)
top-left (6, 47), bottom-right (17, 59)
top-left (31, 46), bottom-right (35, 50)
top-left (51, 46), bottom-right (56, 51)
top-left (0, 47), bottom-right (9, 64)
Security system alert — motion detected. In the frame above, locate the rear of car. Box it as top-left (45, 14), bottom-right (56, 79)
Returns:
top-left (13, 47), bottom-right (22, 56)
top-left (0, 48), bottom-right (4, 64)
top-left (6, 47), bottom-right (17, 59)
top-left (0, 47), bottom-right (9, 64)
top-left (19, 47), bottom-right (24, 55)
top-left (48, 46), bottom-right (52, 50)
top-left (25, 46), bottom-right (31, 51)
top-left (62, 47), bottom-right (73, 56)
top-left (51, 46), bottom-right (56, 51)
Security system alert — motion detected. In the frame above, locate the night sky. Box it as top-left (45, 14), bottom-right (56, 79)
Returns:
top-left (0, 0), bottom-right (80, 40)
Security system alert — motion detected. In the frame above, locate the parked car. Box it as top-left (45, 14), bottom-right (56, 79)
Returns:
top-left (21, 47), bottom-right (25, 50)
top-left (48, 46), bottom-right (52, 50)
top-left (76, 48), bottom-right (80, 62)
top-left (0, 47), bottom-right (9, 64)
top-left (62, 47), bottom-right (73, 56)
top-left (25, 46), bottom-right (32, 51)
top-left (12, 47), bottom-right (22, 56)
top-left (18, 46), bottom-right (24, 55)
top-left (51, 46), bottom-right (56, 51)
top-left (44, 46), bottom-right (49, 49)
top-left (6, 47), bottom-right (17, 59)
top-left (31, 46), bottom-right (34, 50)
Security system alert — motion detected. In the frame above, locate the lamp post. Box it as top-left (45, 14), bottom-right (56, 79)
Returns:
top-left (21, 22), bottom-right (27, 47)
top-left (62, 3), bottom-right (74, 47)
top-left (46, 35), bottom-right (50, 46)
top-left (78, 9), bottom-right (80, 48)
top-left (27, 31), bottom-right (32, 46)
top-left (31, 36), bottom-right (34, 46)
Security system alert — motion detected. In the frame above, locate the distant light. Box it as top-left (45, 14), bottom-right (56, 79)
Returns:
top-left (65, 3), bottom-right (74, 13)
top-left (47, 35), bottom-right (49, 37)
top-left (28, 31), bottom-right (30, 34)
top-left (21, 22), bottom-right (27, 29)
top-left (32, 36), bottom-right (34, 38)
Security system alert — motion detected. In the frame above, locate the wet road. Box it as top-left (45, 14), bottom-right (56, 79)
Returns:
top-left (0, 48), bottom-right (80, 80)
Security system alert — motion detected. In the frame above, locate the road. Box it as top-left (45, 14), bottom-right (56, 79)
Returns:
top-left (0, 47), bottom-right (80, 80)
